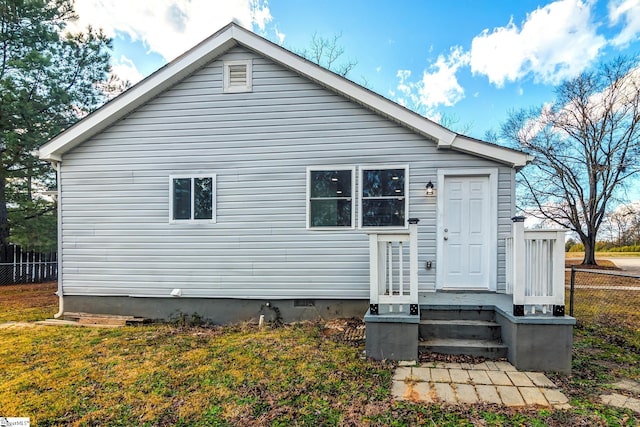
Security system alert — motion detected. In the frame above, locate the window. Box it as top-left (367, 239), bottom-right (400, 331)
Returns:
top-left (170, 174), bottom-right (216, 223)
top-left (223, 60), bottom-right (252, 93)
top-left (360, 166), bottom-right (408, 227)
top-left (307, 167), bottom-right (355, 228)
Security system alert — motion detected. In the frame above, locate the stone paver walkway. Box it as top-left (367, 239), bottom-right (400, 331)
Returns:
top-left (392, 361), bottom-right (570, 408)
top-left (599, 379), bottom-right (640, 414)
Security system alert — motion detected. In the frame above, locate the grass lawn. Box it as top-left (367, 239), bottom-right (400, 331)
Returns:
top-left (565, 252), bottom-right (640, 259)
top-left (0, 282), bottom-right (59, 322)
top-left (0, 283), bottom-right (639, 426)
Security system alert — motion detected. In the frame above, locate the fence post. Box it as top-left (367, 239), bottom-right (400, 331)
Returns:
top-left (511, 216), bottom-right (526, 316)
top-left (570, 265), bottom-right (576, 317)
top-left (0, 245), bottom-right (58, 285)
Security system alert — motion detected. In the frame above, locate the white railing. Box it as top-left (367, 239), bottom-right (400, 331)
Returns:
top-left (506, 217), bottom-right (566, 316)
top-left (368, 221), bottom-right (419, 314)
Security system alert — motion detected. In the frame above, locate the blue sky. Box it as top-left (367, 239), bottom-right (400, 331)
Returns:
top-left (70, 0), bottom-right (640, 140)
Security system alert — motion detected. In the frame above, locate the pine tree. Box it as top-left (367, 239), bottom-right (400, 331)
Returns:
top-left (0, 0), bottom-right (117, 249)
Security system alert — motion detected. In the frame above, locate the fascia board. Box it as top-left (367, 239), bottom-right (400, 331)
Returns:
top-left (449, 135), bottom-right (534, 168)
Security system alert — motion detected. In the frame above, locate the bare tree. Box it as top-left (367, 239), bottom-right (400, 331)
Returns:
top-left (439, 113), bottom-right (474, 136)
top-left (501, 56), bottom-right (640, 265)
top-left (296, 32), bottom-right (357, 77)
top-left (602, 202), bottom-right (638, 246)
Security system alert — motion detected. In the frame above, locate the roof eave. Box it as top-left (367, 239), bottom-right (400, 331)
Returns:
top-left (39, 23), bottom-right (531, 169)
top-left (440, 135), bottom-right (533, 169)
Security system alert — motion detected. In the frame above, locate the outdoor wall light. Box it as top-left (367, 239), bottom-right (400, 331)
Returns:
top-left (425, 181), bottom-right (435, 196)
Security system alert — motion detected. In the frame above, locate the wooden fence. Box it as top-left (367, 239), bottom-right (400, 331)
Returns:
top-left (0, 244), bottom-right (57, 285)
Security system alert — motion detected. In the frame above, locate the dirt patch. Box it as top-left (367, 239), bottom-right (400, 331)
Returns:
top-left (418, 352), bottom-right (505, 365)
top-left (565, 259), bottom-right (620, 270)
top-left (0, 281), bottom-right (57, 305)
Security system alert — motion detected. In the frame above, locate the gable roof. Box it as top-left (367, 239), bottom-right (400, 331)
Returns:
top-left (38, 22), bottom-right (533, 168)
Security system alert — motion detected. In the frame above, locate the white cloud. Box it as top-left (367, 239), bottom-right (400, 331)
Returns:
top-left (68, 0), bottom-right (272, 61)
top-left (111, 55), bottom-right (144, 85)
top-left (470, 0), bottom-right (606, 87)
top-left (418, 47), bottom-right (469, 107)
top-left (394, 47), bottom-right (469, 120)
top-left (273, 25), bottom-right (285, 44)
top-left (609, 0), bottom-right (640, 46)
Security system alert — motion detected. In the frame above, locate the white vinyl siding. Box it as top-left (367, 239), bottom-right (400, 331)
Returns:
top-left (223, 60), bottom-right (252, 93)
top-left (58, 46), bottom-right (516, 299)
top-left (169, 174), bottom-right (216, 223)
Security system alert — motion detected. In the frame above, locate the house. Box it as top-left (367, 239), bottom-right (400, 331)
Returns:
top-left (38, 22), bottom-right (574, 372)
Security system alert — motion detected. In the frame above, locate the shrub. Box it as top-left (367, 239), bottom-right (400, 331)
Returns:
top-left (609, 245), bottom-right (640, 252)
top-left (568, 243), bottom-right (585, 252)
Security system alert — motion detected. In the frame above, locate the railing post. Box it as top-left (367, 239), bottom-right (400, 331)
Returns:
top-left (511, 216), bottom-right (526, 316)
top-left (369, 233), bottom-right (379, 315)
top-left (552, 230), bottom-right (566, 316)
top-left (408, 218), bottom-right (419, 315)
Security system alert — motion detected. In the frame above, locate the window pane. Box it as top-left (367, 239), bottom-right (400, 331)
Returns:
top-left (310, 170), bottom-right (352, 198)
top-left (362, 199), bottom-right (405, 227)
top-left (173, 178), bottom-right (191, 220)
top-left (362, 169), bottom-right (405, 197)
top-left (194, 177), bottom-right (213, 220)
top-left (310, 199), bottom-right (352, 227)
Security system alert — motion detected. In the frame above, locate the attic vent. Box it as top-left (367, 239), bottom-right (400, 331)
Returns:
top-left (229, 65), bottom-right (247, 85)
top-left (223, 60), bottom-right (252, 93)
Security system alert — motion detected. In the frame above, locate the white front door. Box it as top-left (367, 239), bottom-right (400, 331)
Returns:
top-left (439, 174), bottom-right (494, 290)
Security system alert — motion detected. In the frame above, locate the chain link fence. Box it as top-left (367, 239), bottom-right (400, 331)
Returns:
top-left (0, 244), bottom-right (57, 285)
top-left (567, 266), bottom-right (640, 327)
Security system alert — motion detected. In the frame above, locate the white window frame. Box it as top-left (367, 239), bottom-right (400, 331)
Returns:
top-left (223, 60), bottom-right (252, 93)
top-left (359, 165), bottom-right (409, 230)
top-left (169, 173), bottom-right (216, 224)
top-left (306, 166), bottom-right (356, 230)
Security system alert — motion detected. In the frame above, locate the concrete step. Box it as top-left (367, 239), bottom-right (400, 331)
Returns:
top-left (419, 338), bottom-right (508, 359)
top-left (63, 311), bottom-right (148, 326)
top-left (420, 308), bottom-right (495, 322)
top-left (420, 319), bottom-right (501, 341)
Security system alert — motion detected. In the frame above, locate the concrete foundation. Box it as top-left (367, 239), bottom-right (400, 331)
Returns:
top-left (364, 311), bottom-right (419, 361)
top-left (62, 296), bottom-right (368, 324)
top-left (63, 294), bottom-right (574, 373)
top-left (495, 308), bottom-right (575, 374)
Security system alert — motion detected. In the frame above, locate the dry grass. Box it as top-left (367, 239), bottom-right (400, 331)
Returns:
top-left (567, 271), bottom-right (640, 326)
top-left (0, 281), bottom-right (58, 322)
top-left (0, 322), bottom-right (397, 426)
top-left (0, 282), bottom-right (638, 426)
top-left (565, 252), bottom-right (640, 259)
